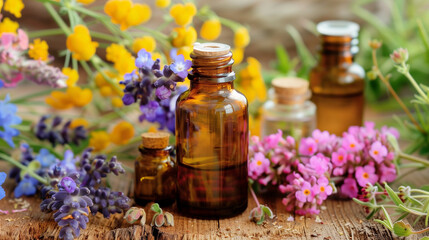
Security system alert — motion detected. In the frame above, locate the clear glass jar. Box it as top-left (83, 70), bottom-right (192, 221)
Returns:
top-left (261, 77), bottom-right (316, 139)
top-left (134, 132), bottom-right (176, 206)
top-left (310, 20), bottom-right (365, 135)
top-left (176, 42), bottom-right (248, 218)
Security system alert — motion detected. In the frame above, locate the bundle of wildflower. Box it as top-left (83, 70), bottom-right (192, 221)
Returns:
top-left (248, 122), bottom-right (399, 216)
top-left (120, 49), bottom-right (190, 133)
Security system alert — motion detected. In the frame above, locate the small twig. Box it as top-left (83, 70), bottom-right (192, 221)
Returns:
top-left (371, 49), bottom-right (424, 133)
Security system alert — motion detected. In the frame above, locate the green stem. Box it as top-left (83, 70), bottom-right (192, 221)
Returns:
top-left (43, 2), bottom-right (71, 35)
top-left (64, 50), bottom-right (71, 68)
top-left (28, 28), bottom-right (64, 38)
top-left (90, 57), bottom-right (123, 94)
top-left (79, 60), bottom-right (93, 77)
top-left (0, 153), bottom-right (48, 185)
top-left (90, 31), bottom-right (121, 42)
top-left (411, 189), bottom-right (429, 195)
top-left (10, 88), bottom-right (54, 104)
top-left (399, 152), bottom-right (429, 166)
top-left (401, 62), bottom-right (429, 104)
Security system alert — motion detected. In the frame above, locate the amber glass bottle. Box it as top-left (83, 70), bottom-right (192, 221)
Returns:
top-left (310, 20), bottom-right (365, 135)
top-left (176, 42), bottom-right (248, 218)
top-left (134, 132), bottom-right (176, 206)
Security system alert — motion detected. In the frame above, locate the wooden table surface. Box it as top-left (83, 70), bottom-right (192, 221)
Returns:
top-left (0, 161), bottom-right (428, 240)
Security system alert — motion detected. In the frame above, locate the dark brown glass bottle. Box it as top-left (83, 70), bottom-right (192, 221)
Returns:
top-left (310, 20), bottom-right (365, 135)
top-left (175, 42), bottom-right (248, 218)
top-left (134, 132), bottom-right (176, 206)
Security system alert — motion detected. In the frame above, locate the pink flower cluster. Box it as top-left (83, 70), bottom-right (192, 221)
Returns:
top-left (0, 29), bottom-right (66, 88)
top-left (248, 122), bottom-right (399, 216)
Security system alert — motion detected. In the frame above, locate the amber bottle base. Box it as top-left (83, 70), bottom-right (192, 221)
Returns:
top-left (177, 200), bottom-right (248, 219)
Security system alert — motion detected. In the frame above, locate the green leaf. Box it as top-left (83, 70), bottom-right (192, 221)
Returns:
top-left (275, 45), bottom-right (291, 74)
top-left (150, 203), bottom-right (162, 214)
top-left (385, 183), bottom-right (403, 206)
top-left (256, 214), bottom-right (265, 225)
top-left (375, 219), bottom-right (393, 231)
top-left (396, 212), bottom-right (409, 222)
top-left (407, 196), bottom-right (424, 206)
top-left (393, 221), bottom-right (414, 237)
top-left (380, 206), bottom-right (394, 229)
top-left (417, 20), bottom-right (429, 62)
top-left (398, 204), bottom-right (427, 216)
top-left (261, 205), bottom-right (274, 219)
top-left (420, 237), bottom-right (429, 240)
top-left (366, 208), bottom-right (381, 220)
top-left (285, 25), bottom-right (315, 72)
top-left (353, 198), bottom-right (375, 208)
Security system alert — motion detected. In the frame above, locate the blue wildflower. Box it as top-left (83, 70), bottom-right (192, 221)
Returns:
top-left (59, 150), bottom-right (77, 174)
top-left (0, 172), bottom-right (6, 200)
top-left (0, 94), bottom-right (22, 148)
top-left (135, 49), bottom-right (154, 69)
top-left (170, 54), bottom-right (192, 78)
top-left (35, 148), bottom-right (56, 168)
top-left (14, 176), bottom-right (38, 198)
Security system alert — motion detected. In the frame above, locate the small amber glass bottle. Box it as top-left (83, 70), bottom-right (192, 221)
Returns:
top-left (310, 20), bottom-right (365, 135)
top-left (176, 42), bottom-right (248, 218)
top-left (134, 132), bottom-right (176, 206)
top-left (261, 77), bottom-right (316, 139)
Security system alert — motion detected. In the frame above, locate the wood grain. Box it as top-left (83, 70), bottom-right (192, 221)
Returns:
top-left (0, 161), bottom-right (428, 239)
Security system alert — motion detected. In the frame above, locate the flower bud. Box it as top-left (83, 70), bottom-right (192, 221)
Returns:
top-left (390, 48), bottom-right (408, 64)
top-left (368, 39), bottom-right (382, 49)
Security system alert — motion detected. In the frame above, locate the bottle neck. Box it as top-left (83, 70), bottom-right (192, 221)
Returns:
top-left (188, 52), bottom-right (236, 83)
top-left (318, 35), bottom-right (354, 67)
top-left (190, 81), bottom-right (234, 92)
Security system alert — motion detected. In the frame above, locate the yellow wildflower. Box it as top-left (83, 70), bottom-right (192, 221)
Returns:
top-left (45, 86), bottom-right (93, 110)
top-left (89, 131), bottom-right (110, 152)
top-left (45, 91), bottom-right (73, 110)
top-left (109, 121), bottom-right (135, 145)
top-left (200, 19), bottom-right (222, 41)
top-left (234, 27), bottom-right (250, 48)
top-left (28, 38), bottom-right (49, 61)
top-left (111, 97), bottom-right (123, 108)
top-left (77, 0), bottom-right (95, 4)
top-left (155, 0), bottom-right (170, 8)
top-left (177, 46), bottom-right (192, 61)
top-left (70, 118), bottom-right (89, 129)
top-left (0, 0), bottom-right (3, 10)
top-left (231, 48), bottom-right (244, 65)
top-left (62, 67), bottom-right (79, 87)
top-left (4, 0), bottom-right (24, 18)
top-left (148, 126), bottom-right (158, 133)
top-left (237, 57), bottom-right (266, 103)
top-left (106, 43), bottom-right (136, 75)
top-left (95, 70), bottom-right (122, 97)
top-left (66, 25), bottom-right (98, 61)
top-left (68, 86), bottom-right (93, 107)
top-left (170, 3), bottom-right (196, 26)
top-left (132, 36), bottom-right (156, 54)
top-left (172, 26), bottom-right (197, 48)
top-left (0, 17), bottom-right (19, 36)
top-left (104, 0), bottom-right (151, 30)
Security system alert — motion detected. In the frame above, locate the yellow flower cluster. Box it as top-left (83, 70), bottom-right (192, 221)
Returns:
top-left (132, 36), bottom-right (156, 54)
top-left (104, 0), bottom-right (151, 30)
top-left (94, 70), bottom-right (124, 108)
top-left (28, 38), bottom-right (49, 61)
top-left (172, 26), bottom-right (197, 48)
top-left (237, 57), bottom-right (266, 136)
top-left (66, 25), bottom-right (98, 61)
top-left (170, 3), bottom-right (196, 27)
top-left (4, 0), bottom-right (24, 18)
top-left (45, 86), bottom-right (93, 110)
top-left (89, 121), bottom-right (135, 152)
top-left (77, 0), bottom-right (95, 4)
top-left (155, 0), bottom-right (170, 8)
top-left (62, 68), bottom-right (79, 87)
top-left (106, 43), bottom-right (136, 75)
top-left (0, 17), bottom-right (18, 36)
top-left (46, 68), bottom-right (93, 110)
top-left (232, 27), bottom-right (250, 64)
top-left (200, 19), bottom-right (221, 41)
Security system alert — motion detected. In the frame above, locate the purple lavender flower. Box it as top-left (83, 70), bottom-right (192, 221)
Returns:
top-left (35, 115), bottom-right (87, 147)
top-left (155, 85), bottom-right (172, 100)
top-left (61, 177), bottom-right (77, 193)
top-left (135, 49), bottom-right (154, 69)
top-left (89, 187), bottom-right (130, 218)
top-left (170, 54), bottom-right (192, 78)
top-left (139, 101), bottom-right (160, 122)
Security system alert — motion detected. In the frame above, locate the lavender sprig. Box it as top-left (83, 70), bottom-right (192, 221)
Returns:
top-left (35, 115), bottom-right (87, 147)
top-left (120, 49), bottom-right (190, 133)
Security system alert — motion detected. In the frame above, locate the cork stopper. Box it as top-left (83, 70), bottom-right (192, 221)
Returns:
top-left (141, 132), bottom-right (170, 149)
top-left (271, 77), bottom-right (310, 105)
top-left (193, 42), bottom-right (230, 57)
